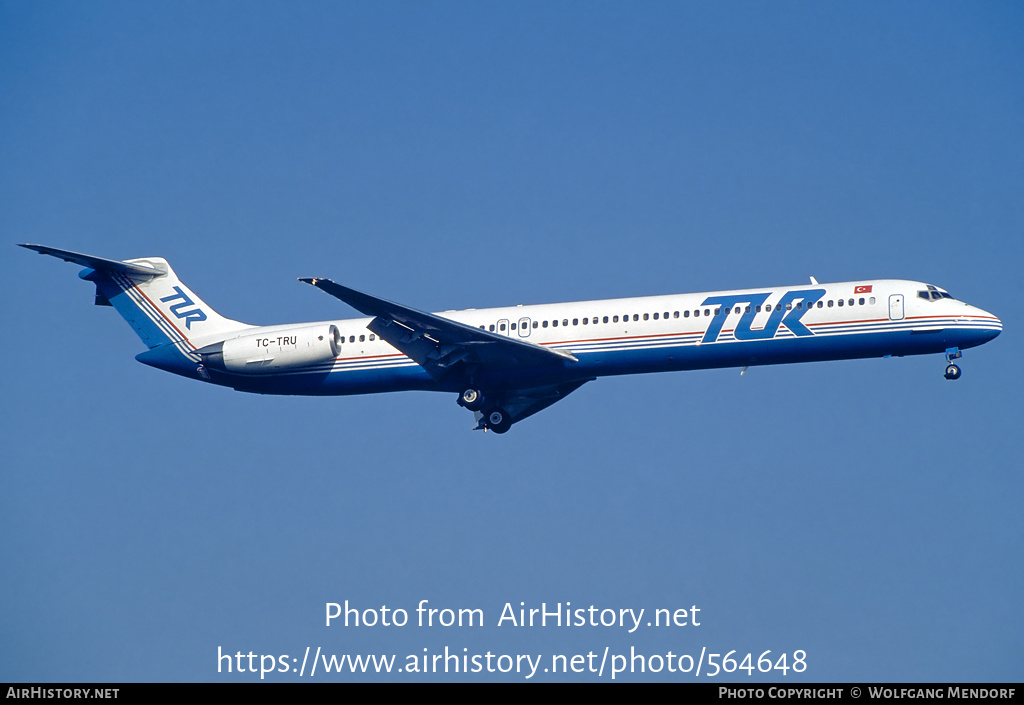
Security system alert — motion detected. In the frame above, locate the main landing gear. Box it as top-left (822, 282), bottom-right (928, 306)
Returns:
top-left (458, 388), bottom-right (485, 411)
top-left (944, 347), bottom-right (962, 381)
top-left (457, 388), bottom-right (513, 433)
top-left (483, 407), bottom-right (513, 434)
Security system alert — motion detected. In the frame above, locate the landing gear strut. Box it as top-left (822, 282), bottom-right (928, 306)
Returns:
top-left (944, 347), bottom-right (962, 381)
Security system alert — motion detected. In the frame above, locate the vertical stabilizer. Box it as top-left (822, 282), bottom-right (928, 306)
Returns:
top-left (85, 256), bottom-right (251, 349)
top-left (20, 244), bottom-right (251, 351)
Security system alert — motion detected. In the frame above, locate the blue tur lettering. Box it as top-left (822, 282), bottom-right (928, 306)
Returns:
top-left (700, 288), bottom-right (825, 343)
top-left (159, 286), bottom-right (208, 329)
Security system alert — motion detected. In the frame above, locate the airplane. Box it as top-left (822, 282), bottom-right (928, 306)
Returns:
top-left (20, 243), bottom-right (1002, 434)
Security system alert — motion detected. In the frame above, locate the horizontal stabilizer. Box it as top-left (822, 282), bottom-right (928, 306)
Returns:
top-left (18, 244), bottom-right (167, 279)
top-left (22, 243), bottom-right (249, 349)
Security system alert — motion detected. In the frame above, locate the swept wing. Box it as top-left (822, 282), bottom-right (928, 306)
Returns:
top-left (300, 277), bottom-right (577, 382)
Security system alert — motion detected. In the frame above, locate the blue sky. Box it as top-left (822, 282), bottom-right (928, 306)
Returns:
top-left (2, 1), bottom-right (1021, 682)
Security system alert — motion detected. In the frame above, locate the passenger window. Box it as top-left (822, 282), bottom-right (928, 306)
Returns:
top-left (684, 310), bottom-right (690, 318)
top-left (817, 301), bottom-right (823, 308)
top-left (859, 298), bottom-right (865, 305)
top-left (510, 322), bottom-right (516, 330)
top-left (542, 320), bottom-right (548, 328)
top-left (489, 324), bottom-right (495, 331)
top-left (644, 313), bottom-right (649, 321)
top-left (613, 315), bottom-right (619, 323)
top-left (563, 319), bottom-right (569, 326)
top-left (828, 300), bottom-right (834, 307)
top-left (359, 335), bottom-right (365, 342)
top-left (553, 320), bottom-right (558, 327)
top-left (349, 335), bottom-right (355, 343)
top-left (653, 312), bottom-right (659, 320)
top-left (582, 318), bottom-right (588, 325)
top-left (603, 316), bottom-right (609, 323)
top-left (369, 334), bottom-right (375, 341)
top-left (838, 299), bottom-right (844, 307)
top-left (765, 304), bottom-right (772, 312)
top-left (849, 299), bottom-right (854, 306)
top-left (633, 314), bottom-right (639, 321)
top-left (674, 311), bottom-right (679, 318)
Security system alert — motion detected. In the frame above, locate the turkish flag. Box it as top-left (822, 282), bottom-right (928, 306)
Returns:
top-left (854, 285), bottom-right (873, 294)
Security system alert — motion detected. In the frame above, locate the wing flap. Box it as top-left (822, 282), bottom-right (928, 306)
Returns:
top-left (474, 378), bottom-right (595, 429)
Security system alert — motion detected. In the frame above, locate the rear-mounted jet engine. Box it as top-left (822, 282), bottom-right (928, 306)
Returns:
top-left (197, 324), bottom-right (341, 374)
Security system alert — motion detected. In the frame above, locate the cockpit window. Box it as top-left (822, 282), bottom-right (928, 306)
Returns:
top-left (917, 284), bottom-right (953, 301)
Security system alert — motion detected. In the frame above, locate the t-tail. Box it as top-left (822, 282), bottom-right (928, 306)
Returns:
top-left (19, 244), bottom-right (252, 377)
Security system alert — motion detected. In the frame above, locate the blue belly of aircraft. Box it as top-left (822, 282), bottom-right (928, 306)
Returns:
top-left (178, 323), bottom-right (997, 396)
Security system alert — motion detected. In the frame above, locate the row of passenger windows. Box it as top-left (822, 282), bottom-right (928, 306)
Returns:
top-left (481, 297), bottom-right (878, 332)
top-left (339, 296), bottom-right (882, 341)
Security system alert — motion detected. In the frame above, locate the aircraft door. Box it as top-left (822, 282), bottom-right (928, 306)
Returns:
top-left (518, 317), bottom-right (531, 338)
top-left (889, 294), bottom-right (905, 321)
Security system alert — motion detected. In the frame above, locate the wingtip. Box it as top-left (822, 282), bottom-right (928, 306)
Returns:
top-left (299, 277), bottom-right (336, 288)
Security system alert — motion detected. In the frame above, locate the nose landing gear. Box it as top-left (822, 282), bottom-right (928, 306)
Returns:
top-left (944, 347), bottom-right (962, 380)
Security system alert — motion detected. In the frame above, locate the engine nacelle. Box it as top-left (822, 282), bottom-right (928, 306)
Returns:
top-left (198, 324), bottom-right (341, 374)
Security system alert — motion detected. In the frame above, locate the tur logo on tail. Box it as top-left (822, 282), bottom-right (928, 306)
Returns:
top-left (159, 286), bottom-right (207, 329)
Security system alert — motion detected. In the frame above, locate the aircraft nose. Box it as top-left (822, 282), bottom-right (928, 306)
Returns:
top-left (970, 306), bottom-right (1002, 342)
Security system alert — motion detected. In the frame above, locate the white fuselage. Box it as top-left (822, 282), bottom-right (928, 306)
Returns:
top-left (166, 278), bottom-right (998, 396)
